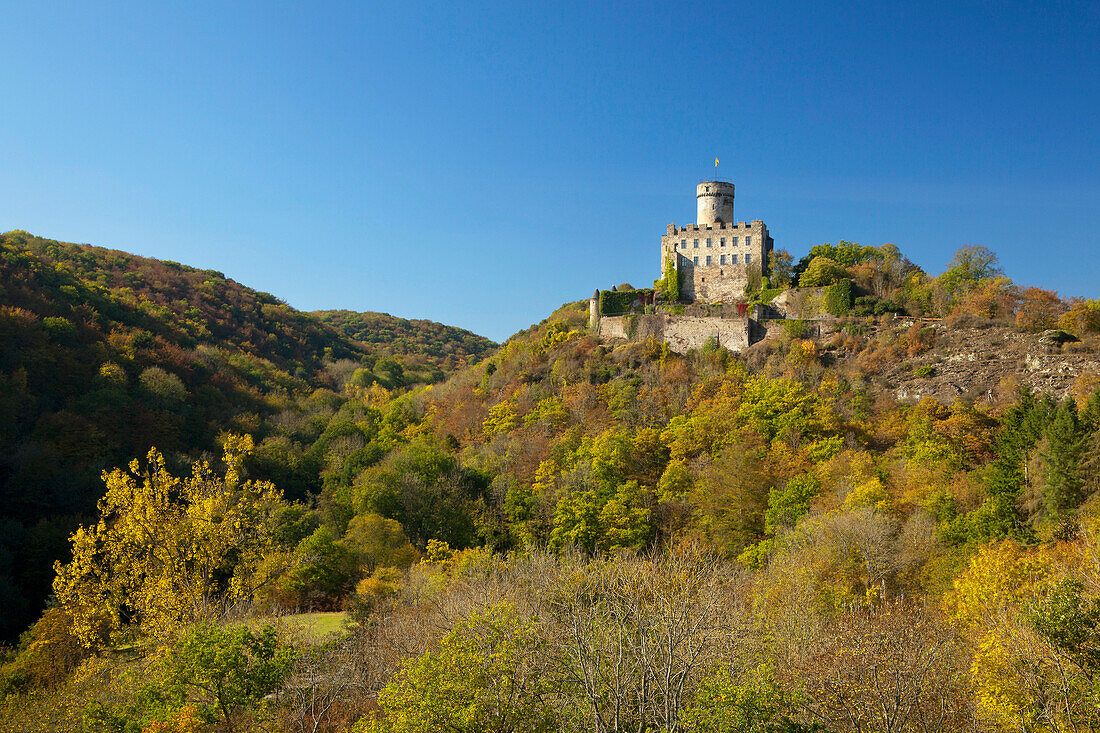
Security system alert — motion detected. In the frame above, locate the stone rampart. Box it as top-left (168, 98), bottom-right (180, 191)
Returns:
top-left (596, 314), bottom-right (751, 354)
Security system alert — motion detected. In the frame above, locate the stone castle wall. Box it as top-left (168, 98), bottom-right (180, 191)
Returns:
top-left (597, 314), bottom-right (751, 354)
top-left (659, 220), bottom-right (772, 303)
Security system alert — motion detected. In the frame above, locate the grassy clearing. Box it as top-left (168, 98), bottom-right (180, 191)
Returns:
top-left (257, 611), bottom-right (350, 644)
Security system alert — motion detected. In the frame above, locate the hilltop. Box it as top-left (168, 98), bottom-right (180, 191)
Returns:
top-left (312, 309), bottom-right (495, 375)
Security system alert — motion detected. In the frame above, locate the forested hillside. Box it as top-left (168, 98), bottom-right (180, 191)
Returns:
top-left (0, 231), bottom-right (495, 642)
top-left (6, 236), bottom-right (1100, 732)
top-left (313, 310), bottom-right (495, 374)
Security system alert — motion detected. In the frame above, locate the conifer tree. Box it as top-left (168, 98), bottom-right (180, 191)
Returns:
top-left (1040, 399), bottom-right (1085, 537)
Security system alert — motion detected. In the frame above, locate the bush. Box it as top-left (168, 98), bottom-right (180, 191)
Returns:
top-left (783, 320), bottom-right (809, 339)
top-left (759, 287), bottom-right (784, 304)
top-left (915, 365), bottom-right (935, 378)
top-left (824, 279), bottom-right (853, 316)
top-left (873, 299), bottom-right (904, 316)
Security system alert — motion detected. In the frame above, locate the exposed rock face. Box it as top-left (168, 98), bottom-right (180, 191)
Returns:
top-left (844, 324), bottom-right (1100, 403)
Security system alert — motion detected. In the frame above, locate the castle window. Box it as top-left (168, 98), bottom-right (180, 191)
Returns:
top-left (731, 237), bottom-right (738, 246)
top-left (720, 238), bottom-right (725, 247)
top-left (693, 257), bottom-right (699, 265)
top-left (731, 254), bottom-right (738, 264)
top-left (745, 253), bottom-right (752, 263)
top-left (706, 256), bottom-right (712, 265)
top-left (706, 238), bottom-right (712, 247)
top-left (720, 255), bottom-right (726, 265)
top-left (693, 239), bottom-right (699, 248)
top-left (681, 239), bottom-right (686, 248)
top-left (746, 236), bottom-right (752, 247)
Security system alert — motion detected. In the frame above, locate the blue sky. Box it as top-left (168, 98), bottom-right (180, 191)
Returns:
top-left (1, 1), bottom-right (1098, 342)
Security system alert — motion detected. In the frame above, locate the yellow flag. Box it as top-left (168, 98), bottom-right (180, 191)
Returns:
top-left (715, 158), bottom-right (719, 167)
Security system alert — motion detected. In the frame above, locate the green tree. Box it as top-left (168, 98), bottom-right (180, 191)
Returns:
top-left (768, 249), bottom-right (795, 289)
top-left (1032, 578), bottom-right (1100, 683)
top-left (1038, 399), bottom-right (1085, 537)
top-left (280, 526), bottom-right (360, 609)
top-left (798, 256), bottom-right (847, 288)
top-left (161, 623), bottom-right (295, 732)
top-left (657, 459), bottom-right (694, 501)
top-left (737, 376), bottom-right (828, 443)
top-left (596, 480), bottom-right (653, 551)
top-left (958, 387), bottom-right (1049, 542)
top-left (138, 366), bottom-right (188, 405)
top-left (937, 245), bottom-right (1003, 302)
top-left (681, 665), bottom-right (815, 733)
top-left (764, 475), bottom-right (821, 535)
top-left (358, 604), bottom-right (559, 733)
top-left (341, 512), bottom-right (419, 569)
top-left (352, 441), bottom-right (484, 549)
top-left (745, 262), bottom-right (763, 295)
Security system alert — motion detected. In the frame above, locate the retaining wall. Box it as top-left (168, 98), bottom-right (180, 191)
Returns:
top-left (597, 314), bottom-right (751, 354)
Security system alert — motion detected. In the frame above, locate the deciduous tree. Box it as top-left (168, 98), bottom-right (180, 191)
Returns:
top-left (53, 435), bottom-right (284, 646)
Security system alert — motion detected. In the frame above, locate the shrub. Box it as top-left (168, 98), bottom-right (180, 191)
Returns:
top-left (759, 287), bottom-right (784, 304)
top-left (915, 365), bottom-right (935, 378)
top-left (783, 320), bottom-right (809, 339)
top-left (873, 299), bottom-right (904, 316)
top-left (824, 278), bottom-right (853, 316)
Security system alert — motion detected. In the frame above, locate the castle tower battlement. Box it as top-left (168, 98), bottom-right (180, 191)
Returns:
top-left (697, 181), bottom-right (735, 225)
top-left (661, 179), bottom-right (772, 303)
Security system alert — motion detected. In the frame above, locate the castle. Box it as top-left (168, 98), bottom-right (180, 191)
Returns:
top-left (660, 181), bottom-right (773, 302)
top-left (588, 179), bottom-right (777, 353)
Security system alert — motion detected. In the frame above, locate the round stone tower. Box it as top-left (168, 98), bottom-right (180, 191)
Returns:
top-left (696, 181), bottom-right (735, 225)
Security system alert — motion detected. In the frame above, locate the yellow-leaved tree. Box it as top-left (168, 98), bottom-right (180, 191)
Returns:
top-left (54, 434), bottom-right (285, 647)
top-left (943, 541), bottom-right (1061, 731)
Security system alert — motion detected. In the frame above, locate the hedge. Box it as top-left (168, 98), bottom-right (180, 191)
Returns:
top-left (600, 289), bottom-right (654, 316)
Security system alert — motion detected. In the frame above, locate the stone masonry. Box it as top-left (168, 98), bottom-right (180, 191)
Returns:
top-left (597, 314), bottom-right (751, 354)
top-left (659, 181), bottom-right (773, 302)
